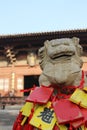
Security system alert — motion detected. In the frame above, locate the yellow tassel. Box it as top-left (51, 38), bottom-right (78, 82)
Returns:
top-left (21, 116), bottom-right (27, 126)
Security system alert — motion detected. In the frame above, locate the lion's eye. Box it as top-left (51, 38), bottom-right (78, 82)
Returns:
top-left (64, 42), bottom-right (69, 45)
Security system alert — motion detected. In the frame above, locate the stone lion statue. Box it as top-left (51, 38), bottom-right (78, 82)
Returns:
top-left (13, 37), bottom-right (87, 130)
top-left (38, 37), bottom-right (87, 89)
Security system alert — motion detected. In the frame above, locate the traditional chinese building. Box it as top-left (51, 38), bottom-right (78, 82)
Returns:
top-left (0, 29), bottom-right (87, 97)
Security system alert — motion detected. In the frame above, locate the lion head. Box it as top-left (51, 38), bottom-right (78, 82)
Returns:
top-left (38, 37), bottom-right (85, 87)
top-left (38, 37), bottom-right (83, 69)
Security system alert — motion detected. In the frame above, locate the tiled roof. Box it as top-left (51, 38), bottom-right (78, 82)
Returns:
top-left (0, 28), bottom-right (87, 39)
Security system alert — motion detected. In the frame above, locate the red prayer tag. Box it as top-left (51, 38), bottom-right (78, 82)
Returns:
top-left (26, 86), bottom-right (54, 104)
top-left (53, 99), bottom-right (83, 124)
top-left (81, 108), bottom-right (87, 124)
top-left (70, 118), bottom-right (84, 128)
top-left (70, 108), bottom-right (87, 128)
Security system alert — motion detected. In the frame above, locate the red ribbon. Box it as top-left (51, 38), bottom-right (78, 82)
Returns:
top-left (22, 123), bottom-right (34, 130)
top-left (12, 112), bottom-right (23, 130)
top-left (20, 85), bottom-right (36, 92)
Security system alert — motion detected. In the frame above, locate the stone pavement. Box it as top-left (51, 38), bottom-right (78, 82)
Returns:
top-left (0, 104), bottom-right (23, 130)
top-left (0, 126), bottom-right (13, 130)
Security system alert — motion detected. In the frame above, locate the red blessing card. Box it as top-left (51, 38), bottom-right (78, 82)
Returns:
top-left (70, 108), bottom-right (87, 128)
top-left (53, 99), bottom-right (83, 124)
top-left (26, 86), bottom-right (54, 104)
top-left (81, 108), bottom-right (87, 125)
top-left (81, 108), bottom-right (87, 120)
top-left (70, 118), bottom-right (84, 129)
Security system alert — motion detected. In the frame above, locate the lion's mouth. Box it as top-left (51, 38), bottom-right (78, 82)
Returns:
top-left (51, 52), bottom-right (74, 60)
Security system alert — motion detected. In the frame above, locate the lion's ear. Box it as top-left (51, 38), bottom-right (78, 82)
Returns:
top-left (72, 37), bottom-right (83, 56)
top-left (44, 40), bottom-right (49, 48)
top-left (77, 44), bottom-right (83, 56)
top-left (72, 37), bottom-right (80, 44)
